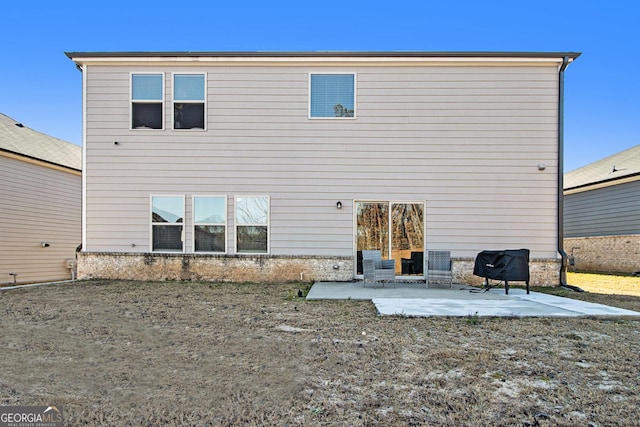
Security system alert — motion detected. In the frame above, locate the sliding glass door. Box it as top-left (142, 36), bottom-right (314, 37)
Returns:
top-left (356, 201), bottom-right (425, 276)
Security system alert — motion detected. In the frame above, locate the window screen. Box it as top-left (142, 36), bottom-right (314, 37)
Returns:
top-left (194, 196), bottom-right (226, 253)
top-left (174, 74), bottom-right (205, 129)
top-left (151, 196), bottom-right (184, 252)
top-left (310, 74), bottom-right (355, 118)
top-left (236, 196), bottom-right (269, 253)
top-left (132, 74), bottom-right (163, 129)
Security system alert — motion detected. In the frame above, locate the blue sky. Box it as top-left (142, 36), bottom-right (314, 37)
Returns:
top-left (0, 0), bottom-right (637, 172)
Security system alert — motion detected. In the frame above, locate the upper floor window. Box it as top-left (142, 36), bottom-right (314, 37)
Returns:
top-left (131, 73), bottom-right (163, 129)
top-left (309, 73), bottom-right (356, 118)
top-left (236, 196), bottom-right (269, 254)
top-left (151, 195), bottom-right (184, 252)
top-left (173, 73), bottom-right (206, 130)
top-left (193, 196), bottom-right (226, 253)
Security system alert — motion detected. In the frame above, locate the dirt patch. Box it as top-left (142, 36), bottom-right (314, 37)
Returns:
top-left (1, 280), bottom-right (639, 426)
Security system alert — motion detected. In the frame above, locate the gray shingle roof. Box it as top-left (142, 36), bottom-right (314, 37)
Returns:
top-left (564, 144), bottom-right (640, 190)
top-left (0, 112), bottom-right (81, 171)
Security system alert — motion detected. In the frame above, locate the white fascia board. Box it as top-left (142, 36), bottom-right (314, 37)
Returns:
top-left (68, 55), bottom-right (570, 68)
top-left (564, 175), bottom-right (640, 195)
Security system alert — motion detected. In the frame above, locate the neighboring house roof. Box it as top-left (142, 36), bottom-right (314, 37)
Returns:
top-left (0, 112), bottom-right (81, 171)
top-left (564, 144), bottom-right (640, 191)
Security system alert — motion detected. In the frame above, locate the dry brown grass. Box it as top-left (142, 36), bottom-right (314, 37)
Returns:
top-left (567, 271), bottom-right (640, 297)
top-left (1, 279), bottom-right (639, 426)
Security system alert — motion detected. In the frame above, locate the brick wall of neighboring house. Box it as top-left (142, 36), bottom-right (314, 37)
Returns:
top-left (564, 235), bottom-right (640, 274)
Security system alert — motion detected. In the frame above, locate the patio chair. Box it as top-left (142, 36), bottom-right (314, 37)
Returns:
top-left (427, 250), bottom-right (453, 288)
top-left (362, 250), bottom-right (396, 287)
top-left (401, 251), bottom-right (424, 275)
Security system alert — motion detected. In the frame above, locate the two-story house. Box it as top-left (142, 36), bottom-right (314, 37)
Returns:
top-left (65, 51), bottom-right (579, 285)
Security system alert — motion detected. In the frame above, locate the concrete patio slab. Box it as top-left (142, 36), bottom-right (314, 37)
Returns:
top-left (306, 282), bottom-right (495, 301)
top-left (306, 282), bottom-right (640, 318)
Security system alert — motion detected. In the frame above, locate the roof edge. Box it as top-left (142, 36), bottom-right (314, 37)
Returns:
top-left (65, 51), bottom-right (581, 60)
top-left (564, 171), bottom-right (640, 193)
top-left (0, 147), bottom-right (82, 173)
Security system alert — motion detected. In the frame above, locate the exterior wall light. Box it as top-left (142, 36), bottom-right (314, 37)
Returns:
top-left (537, 163), bottom-right (546, 171)
top-left (336, 201), bottom-right (342, 209)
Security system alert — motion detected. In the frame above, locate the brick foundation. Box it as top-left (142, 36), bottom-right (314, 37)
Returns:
top-left (78, 252), bottom-right (561, 285)
top-left (564, 235), bottom-right (640, 274)
top-left (78, 252), bottom-right (353, 283)
top-left (454, 257), bottom-right (560, 286)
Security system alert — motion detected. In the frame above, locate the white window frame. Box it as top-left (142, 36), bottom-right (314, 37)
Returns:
top-left (150, 195), bottom-right (185, 253)
top-left (308, 72), bottom-right (357, 120)
top-left (192, 195), bottom-right (227, 254)
top-left (172, 72), bottom-right (207, 131)
top-left (130, 72), bottom-right (164, 130)
top-left (235, 195), bottom-right (270, 255)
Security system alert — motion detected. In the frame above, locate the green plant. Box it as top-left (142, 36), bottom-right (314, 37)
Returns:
top-left (466, 312), bottom-right (480, 325)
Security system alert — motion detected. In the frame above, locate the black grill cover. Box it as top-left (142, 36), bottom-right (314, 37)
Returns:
top-left (473, 249), bottom-right (530, 282)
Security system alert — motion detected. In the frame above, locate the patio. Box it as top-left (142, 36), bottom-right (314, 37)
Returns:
top-left (306, 281), bottom-right (640, 317)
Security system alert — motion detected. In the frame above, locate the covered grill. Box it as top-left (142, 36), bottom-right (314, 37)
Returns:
top-left (473, 249), bottom-right (530, 294)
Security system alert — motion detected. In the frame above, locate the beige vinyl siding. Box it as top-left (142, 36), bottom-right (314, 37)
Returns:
top-left (0, 155), bottom-right (81, 284)
top-left (83, 63), bottom-right (559, 259)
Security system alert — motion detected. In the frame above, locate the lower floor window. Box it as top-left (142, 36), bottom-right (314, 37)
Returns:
top-left (149, 194), bottom-right (269, 254)
top-left (194, 225), bottom-right (225, 252)
top-left (151, 196), bottom-right (184, 252)
top-left (152, 224), bottom-right (184, 251)
top-left (236, 225), bottom-right (268, 253)
top-left (236, 196), bottom-right (269, 253)
top-left (193, 196), bottom-right (226, 253)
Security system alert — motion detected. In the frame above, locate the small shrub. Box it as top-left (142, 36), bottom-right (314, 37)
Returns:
top-left (466, 312), bottom-right (480, 325)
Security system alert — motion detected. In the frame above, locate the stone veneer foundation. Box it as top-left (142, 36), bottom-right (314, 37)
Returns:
top-left (454, 257), bottom-right (560, 287)
top-left (78, 252), bottom-right (561, 285)
top-left (78, 253), bottom-right (354, 283)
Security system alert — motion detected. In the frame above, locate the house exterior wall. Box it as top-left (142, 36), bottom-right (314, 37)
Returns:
top-left (0, 154), bottom-right (81, 284)
top-left (563, 180), bottom-right (640, 274)
top-left (564, 180), bottom-right (640, 237)
top-left (77, 55), bottom-right (565, 283)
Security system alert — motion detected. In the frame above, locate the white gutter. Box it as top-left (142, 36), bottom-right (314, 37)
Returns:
top-left (81, 64), bottom-right (87, 252)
